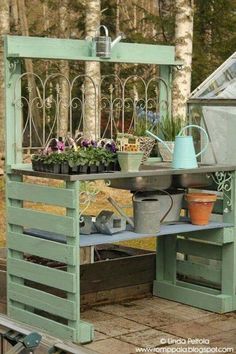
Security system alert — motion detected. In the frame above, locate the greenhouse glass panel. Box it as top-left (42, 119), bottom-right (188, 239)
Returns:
top-left (191, 53), bottom-right (236, 99)
top-left (188, 52), bottom-right (236, 165)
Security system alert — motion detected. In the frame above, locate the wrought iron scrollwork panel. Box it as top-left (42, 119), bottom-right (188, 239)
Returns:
top-left (13, 71), bottom-right (170, 151)
top-left (209, 171), bottom-right (233, 213)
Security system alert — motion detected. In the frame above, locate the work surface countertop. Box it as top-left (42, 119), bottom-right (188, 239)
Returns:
top-left (10, 163), bottom-right (236, 181)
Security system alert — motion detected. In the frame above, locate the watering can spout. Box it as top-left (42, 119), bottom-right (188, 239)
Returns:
top-left (146, 130), bottom-right (174, 154)
top-left (111, 32), bottom-right (126, 48)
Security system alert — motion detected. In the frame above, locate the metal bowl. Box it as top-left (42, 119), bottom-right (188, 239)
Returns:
top-left (109, 175), bottom-right (172, 191)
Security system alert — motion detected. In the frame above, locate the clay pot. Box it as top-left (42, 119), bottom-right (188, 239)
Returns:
top-left (185, 193), bottom-right (217, 226)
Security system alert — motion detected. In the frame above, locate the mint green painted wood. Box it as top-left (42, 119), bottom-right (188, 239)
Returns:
top-left (177, 238), bottom-right (222, 260)
top-left (156, 236), bottom-right (164, 282)
top-left (8, 232), bottom-right (76, 265)
top-left (8, 282), bottom-right (76, 320)
top-left (4, 45), bottom-right (22, 166)
top-left (8, 258), bottom-right (76, 292)
top-left (183, 228), bottom-right (234, 244)
top-left (176, 280), bottom-right (220, 295)
top-left (154, 280), bottom-right (233, 313)
top-left (79, 321), bottom-right (95, 344)
top-left (5, 35), bottom-right (181, 66)
top-left (222, 172), bottom-right (236, 296)
top-left (6, 175), bottom-right (25, 314)
top-left (164, 235), bottom-right (177, 283)
top-left (7, 181), bottom-right (75, 208)
top-left (66, 181), bottom-right (82, 343)
top-left (177, 260), bottom-right (221, 284)
top-left (9, 306), bottom-right (75, 340)
top-left (7, 206), bottom-right (76, 236)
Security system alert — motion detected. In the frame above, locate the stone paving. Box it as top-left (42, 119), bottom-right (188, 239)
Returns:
top-left (82, 297), bottom-right (236, 354)
top-left (1, 297), bottom-right (236, 353)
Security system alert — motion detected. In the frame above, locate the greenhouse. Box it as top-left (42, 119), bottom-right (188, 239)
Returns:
top-left (188, 52), bottom-right (236, 165)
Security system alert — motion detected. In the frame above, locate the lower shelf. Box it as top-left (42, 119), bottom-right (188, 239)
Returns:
top-left (25, 221), bottom-right (233, 247)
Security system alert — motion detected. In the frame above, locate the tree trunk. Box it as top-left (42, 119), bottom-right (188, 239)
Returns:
top-left (17, 0), bottom-right (42, 143)
top-left (172, 0), bottom-right (194, 120)
top-left (84, 0), bottom-right (101, 139)
top-left (59, 0), bottom-right (70, 137)
top-left (0, 0), bottom-right (9, 158)
top-left (10, 0), bottom-right (19, 33)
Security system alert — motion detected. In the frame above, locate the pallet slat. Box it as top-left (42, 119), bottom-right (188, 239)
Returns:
top-left (177, 260), bottom-right (221, 284)
top-left (7, 181), bottom-right (75, 208)
top-left (8, 258), bottom-right (76, 292)
top-left (8, 282), bottom-right (76, 320)
top-left (177, 238), bottom-right (222, 261)
top-left (9, 306), bottom-right (75, 340)
top-left (7, 206), bottom-right (76, 236)
top-left (8, 231), bottom-right (76, 265)
top-left (154, 280), bottom-right (232, 313)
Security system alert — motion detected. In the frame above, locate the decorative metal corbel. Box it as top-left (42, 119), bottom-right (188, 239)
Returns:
top-left (208, 171), bottom-right (233, 213)
top-left (8, 58), bottom-right (20, 86)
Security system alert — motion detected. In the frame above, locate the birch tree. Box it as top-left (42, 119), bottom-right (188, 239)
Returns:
top-left (172, 0), bottom-right (194, 120)
top-left (0, 0), bottom-right (9, 158)
top-left (59, 0), bottom-right (70, 137)
top-left (17, 0), bottom-right (42, 139)
top-left (84, 0), bottom-right (101, 139)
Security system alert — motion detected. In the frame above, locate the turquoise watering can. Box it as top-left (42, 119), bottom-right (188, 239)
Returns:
top-left (146, 124), bottom-right (209, 169)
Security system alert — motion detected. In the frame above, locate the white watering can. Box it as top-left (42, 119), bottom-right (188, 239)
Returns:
top-left (146, 124), bottom-right (209, 169)
top-left (92, 25), bottom-right (126, 58)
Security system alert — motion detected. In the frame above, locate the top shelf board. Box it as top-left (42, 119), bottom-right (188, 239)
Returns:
top-left (5, 35), bottom-right (182, 66)
top-left (11, 163), bottom-right (236, 181)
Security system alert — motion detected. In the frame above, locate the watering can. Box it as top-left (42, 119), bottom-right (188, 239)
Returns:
top-left (91, 25), bottom-right (126, 58)
top-left (146, 124), bottom-right (209, 169)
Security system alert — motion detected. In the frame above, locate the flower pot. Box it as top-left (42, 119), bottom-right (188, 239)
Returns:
top-left (185, 193), bottom-right (217, 226)
top-left (158, 141), bottom-right (174, 162)
top-left (79, 165), bottom-right (89, 174)
top-left (117, 151), bottom-right (144, 173)
top-left (32, 160), bottom-right (39, 171)
top-left (69, 165), bottom-right (79, 174)
top-left (98, 164), bottom-right (105, 173)
top-left (51, 164), bottom-right (61, 174)
top-left (138, 137), bottom-right (155, 163)
top-left (61, 162), bottom-right (69, 174)
top-left (89, 164), bottom-right (98, 174)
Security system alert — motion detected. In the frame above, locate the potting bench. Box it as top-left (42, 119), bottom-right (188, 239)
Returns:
top-left (4, 35), bottom-right (236, 344)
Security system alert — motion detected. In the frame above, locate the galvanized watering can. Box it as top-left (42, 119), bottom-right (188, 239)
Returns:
top-left (92, 25), bottom-right (125, 58)
top-left (146, 124), bottom-right (209, 169)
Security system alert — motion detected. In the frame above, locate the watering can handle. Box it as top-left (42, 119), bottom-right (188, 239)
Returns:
top-left (95, 25), bottom-right (109, 37)
top-left (146, 130), bottom-right (173, 154)
top-left (178, 124), bottom-right (209, 158)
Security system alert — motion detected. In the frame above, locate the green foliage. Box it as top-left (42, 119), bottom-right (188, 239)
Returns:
top-left (32, 147), bottom-right (117, 168)
top-left (159, 116), bottom-right (183, 142)
top-left (133, 117), bottom-right (158, 137)
top-left (192, 0), bottom-right (236, 89)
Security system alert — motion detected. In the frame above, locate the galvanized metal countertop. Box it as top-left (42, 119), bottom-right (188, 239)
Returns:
top-left (11, 163), bottom-right (236, 181)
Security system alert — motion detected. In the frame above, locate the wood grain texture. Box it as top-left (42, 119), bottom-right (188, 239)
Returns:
top-left (5, 35), bottom-right (178, 65)
top-left (7, 181), bottom-right (75, 208)
top-left (8, 282), bottom-right (76, 320)
top-left (8, 231), bottom-right (76, 265)
top-left (8, 206), bottom-right (76, 236)
top-left (8, 257), bottom-right (76, 292)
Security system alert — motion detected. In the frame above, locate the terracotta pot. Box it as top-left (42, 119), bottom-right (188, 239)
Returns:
top-left (185, 193), bottom-right (217, 226)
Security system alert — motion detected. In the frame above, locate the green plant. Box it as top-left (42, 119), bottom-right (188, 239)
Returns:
top-left (159, 116), bottom-right (183, 141)
top-left (133, 117), bottom-right (158, 137)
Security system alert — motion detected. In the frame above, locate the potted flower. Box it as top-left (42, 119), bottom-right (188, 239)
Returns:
top-left (32, 152), bottom-right (63, 174)
top-left (116, 134), bottom-right (143, 172)
top-left (158, 116), bottom-right (183, 162)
